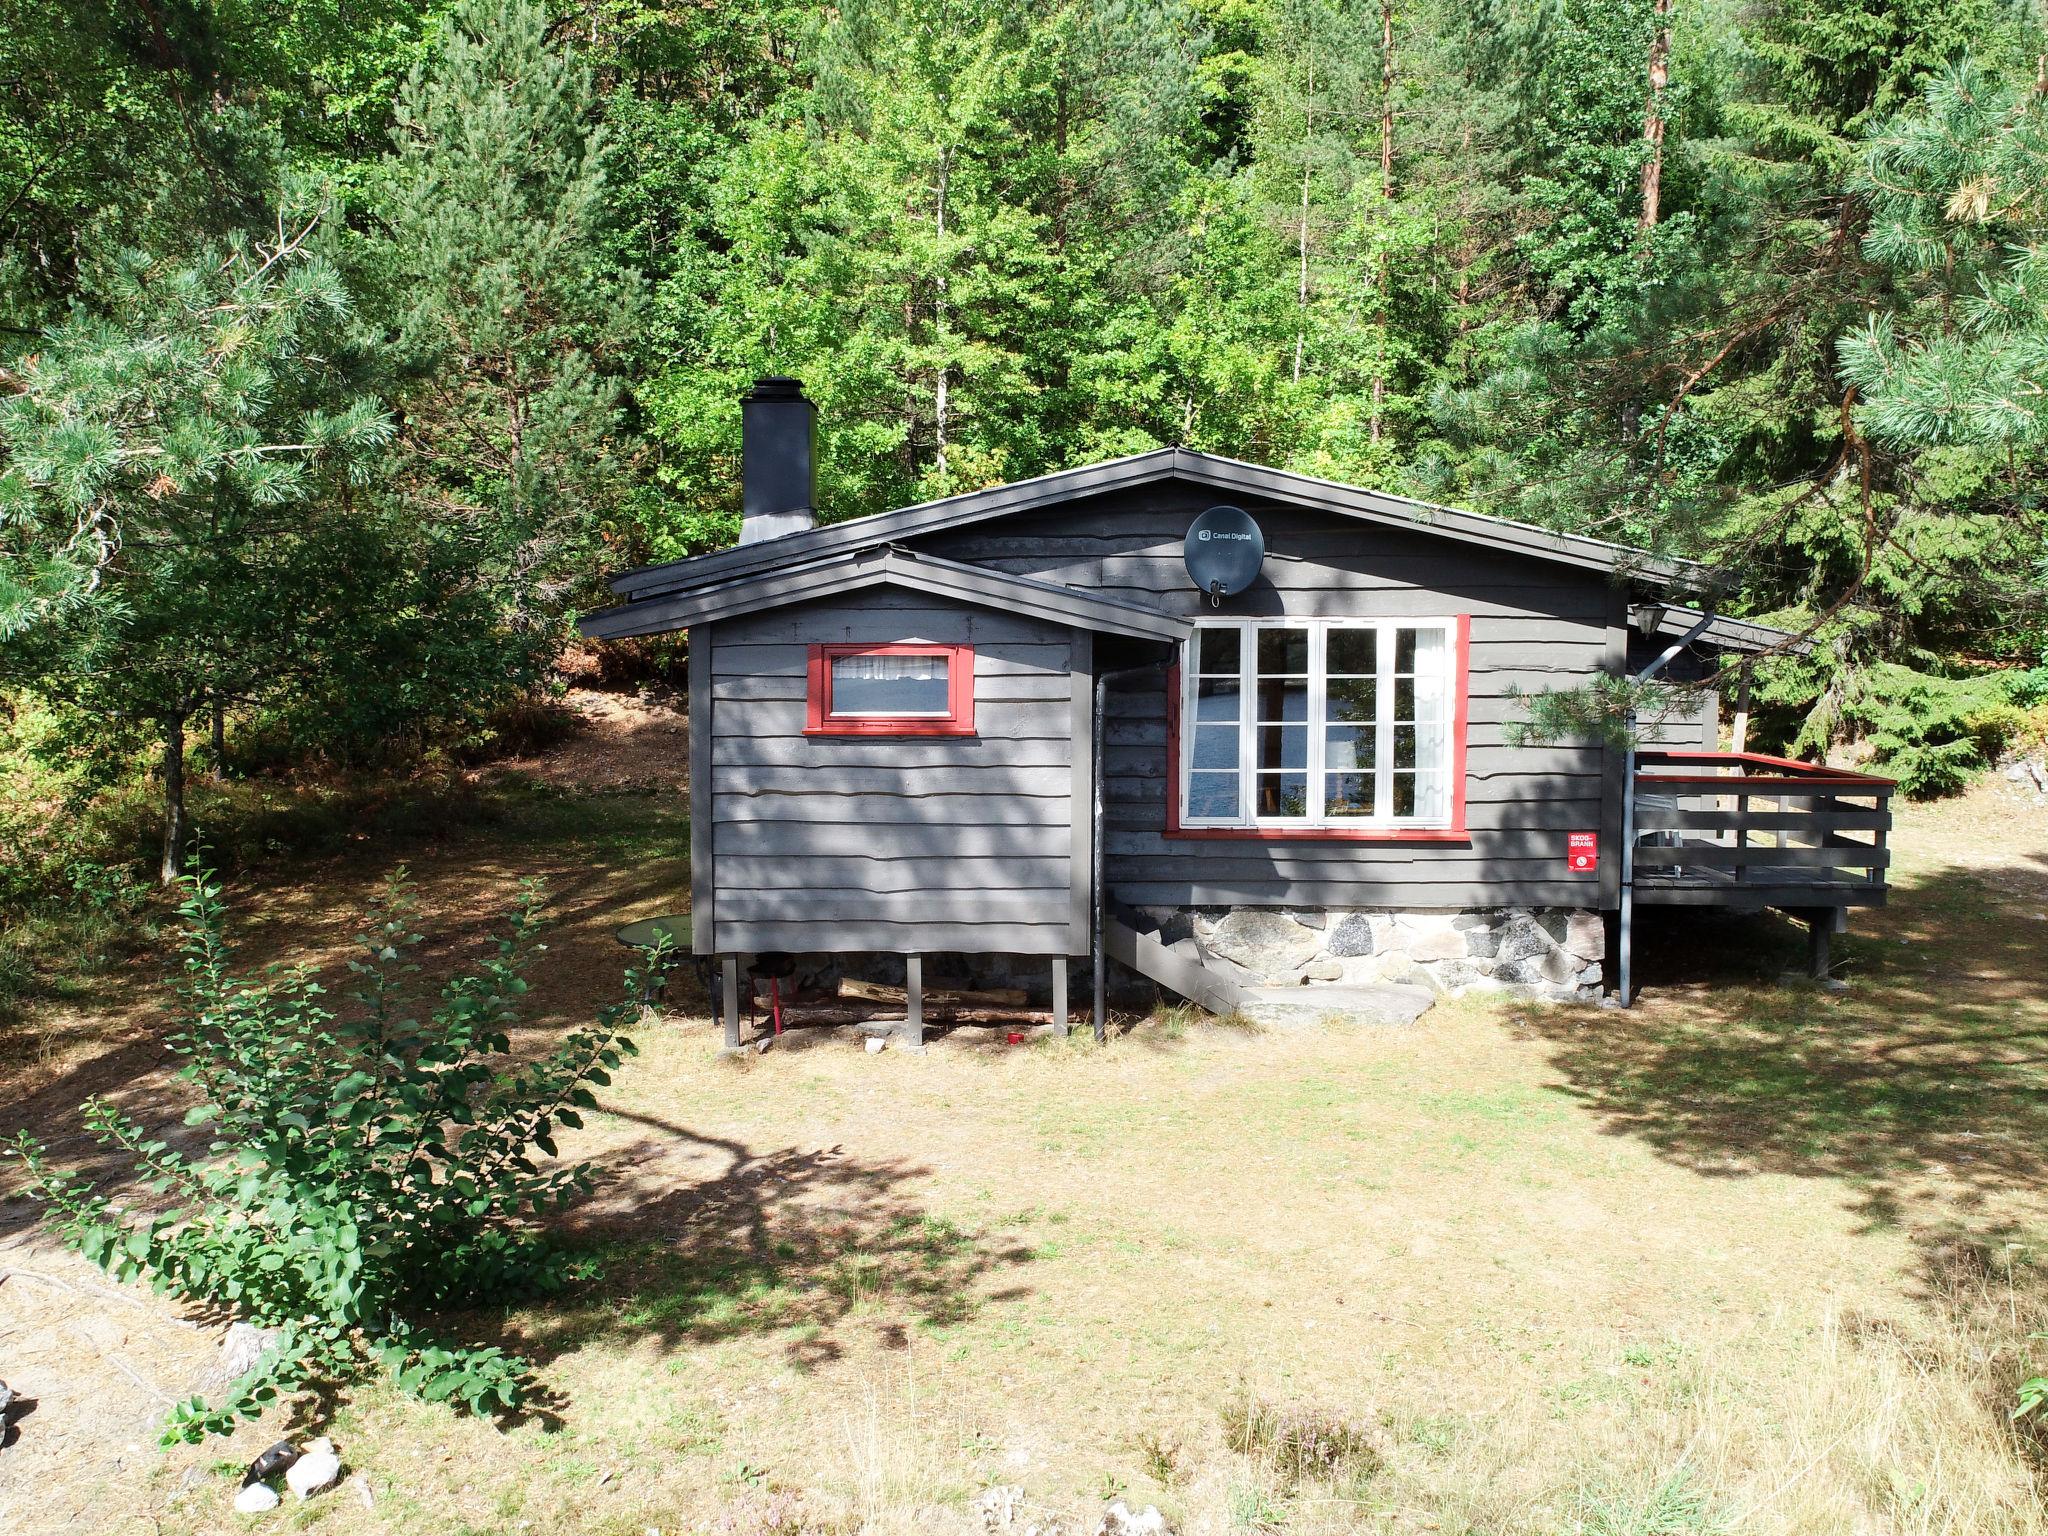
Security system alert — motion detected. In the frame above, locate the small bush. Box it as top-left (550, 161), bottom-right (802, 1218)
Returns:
top-left (4, 865), bottom-right (647, 1442)
top-left (1220, 1395), bottom-right (1384, 1491)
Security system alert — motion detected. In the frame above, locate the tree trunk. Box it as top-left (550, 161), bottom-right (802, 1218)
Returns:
top-left (1639, 0), bottom-right (1673, 234)
top-left (1293, 45), bottom-right (1315, 388)
top-left (210, 695), bottom-right (227, 778)
top-left (160, 711), bottom-right (188, 887)
top-left (933, 150), bottom-right (951, 487)
top-left (1379, 0), bottom-right (1396, 199)
top-left (1369, 0), bottom-right (1396, 445)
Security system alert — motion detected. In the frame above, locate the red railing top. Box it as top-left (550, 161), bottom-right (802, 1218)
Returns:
top-left (1635, 749), bottom-right (1896, 790)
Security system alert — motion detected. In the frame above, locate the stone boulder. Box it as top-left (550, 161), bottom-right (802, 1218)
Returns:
top-left (1241, 984), bottom-right (1435, 1028)
top-left (1496, 913), bottom-right (1553, 965)
top-left (1326, 913), bottom-right (1378, 957)
top-left (1096, 1502), bottom-right (1170, 1536)
top-left (1403, 928), bottom-right (1467, 963)
top-left (1205, 910), bottom-right (1322, 974)
top-left (1563, 911), bottom-right (1606, 962)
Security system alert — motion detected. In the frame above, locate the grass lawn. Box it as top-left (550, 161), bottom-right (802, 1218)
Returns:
top-left (3, 755), bottom-right (2047, 1535)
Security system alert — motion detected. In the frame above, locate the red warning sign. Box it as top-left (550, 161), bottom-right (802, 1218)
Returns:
top-left (1567, 832), bottom-right (1599, 873)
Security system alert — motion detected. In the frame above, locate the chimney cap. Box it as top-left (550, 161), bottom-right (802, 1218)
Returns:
top-left (743, 375), bottom-right (808, 403)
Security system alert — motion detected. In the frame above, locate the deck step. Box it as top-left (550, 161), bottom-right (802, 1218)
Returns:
top-left (1104, 907), bottom-right (1245, 1016)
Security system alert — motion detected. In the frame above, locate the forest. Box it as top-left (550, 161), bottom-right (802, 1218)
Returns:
top-left (1, 0), bottom-right (2044, 894)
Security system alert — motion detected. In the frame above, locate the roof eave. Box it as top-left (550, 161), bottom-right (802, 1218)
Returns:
top-left (579, 547), bottom-right (1191, 644)
top-left (604, 448), bottom-right (1708, 603)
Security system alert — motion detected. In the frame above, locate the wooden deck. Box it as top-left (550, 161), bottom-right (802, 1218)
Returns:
top-left (1629, 750), bottom-right (1894, 911)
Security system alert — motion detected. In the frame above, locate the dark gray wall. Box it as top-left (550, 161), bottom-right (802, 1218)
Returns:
top-left (1626, 634), bottom-right (1721, 752)
top-left (915, 484), bottom-right (1626, 909)
top-left (702, 590), bottom-right (1087, 955)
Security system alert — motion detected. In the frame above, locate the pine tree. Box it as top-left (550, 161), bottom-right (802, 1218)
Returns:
top-left (0, 222), bottom-right (398, 879)
top-left (1839, 58), bottom-right (2048, 453)
top-left (372, 0), bottom-right (640, 638)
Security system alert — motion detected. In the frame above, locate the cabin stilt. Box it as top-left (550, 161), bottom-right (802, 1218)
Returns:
top-left (721, 957), bottom-right (741, 1048)
top-left (904, 956), bottom-right (924, 1047)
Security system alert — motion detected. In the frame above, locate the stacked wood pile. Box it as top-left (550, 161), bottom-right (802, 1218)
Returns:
top-left (749, 977), bottom-right (1054, 1026)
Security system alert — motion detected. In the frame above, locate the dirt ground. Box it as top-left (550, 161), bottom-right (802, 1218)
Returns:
top-left (3, 749), bottom-right (2046, 1535)
top-left (492, 686), bottom-right (690, 794)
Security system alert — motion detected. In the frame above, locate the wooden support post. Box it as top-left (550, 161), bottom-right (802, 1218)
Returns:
top-left (1051, 956), bottom-right (1069, 1038)
top-left (1731, 662), bottom-right (1753, 754)
top-left (721, 956), bottom-right (741, 1049)
top-left (1806, 913), bottom-right (1831, 982)
top-left (1804, 908), bottom-right (1846, 985)
top-left (905, 956), bottom-right (924, 1048)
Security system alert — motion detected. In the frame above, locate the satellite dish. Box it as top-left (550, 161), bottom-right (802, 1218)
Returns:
top-left (1184, 505), bottom-right (1264, 605)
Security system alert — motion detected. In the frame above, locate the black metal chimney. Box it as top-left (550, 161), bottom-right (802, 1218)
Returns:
top-left (739, 376), bottom-right (817, 545)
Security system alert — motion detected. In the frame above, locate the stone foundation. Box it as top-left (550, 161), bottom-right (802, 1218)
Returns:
top-left (1144, 906), bottom-right (1607, 1003)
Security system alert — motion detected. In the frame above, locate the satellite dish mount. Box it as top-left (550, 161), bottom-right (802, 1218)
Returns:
top-left (1183, 505), bottom-right (1265, 607)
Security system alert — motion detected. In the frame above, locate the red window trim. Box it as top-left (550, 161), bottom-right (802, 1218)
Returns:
top-left (1164, 614), bottom-right (1470, 843)
top-left (805, 642), bottom-right (976, 736)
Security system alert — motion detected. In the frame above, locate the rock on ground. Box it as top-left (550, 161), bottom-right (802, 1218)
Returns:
top-left (233, 1482), bottom-right (281, 1513)
top-left (1096, 1501), bottom-right (1171, 1536)
top-left (977, 1485), bottom-right (1027, 1530)
top-left (1239, 984), bottom-right (1435, 1028)
top-left (285, 1438), bottom-right (341, 1500)
top-left (218, 1322), bottom-right (282, 1383)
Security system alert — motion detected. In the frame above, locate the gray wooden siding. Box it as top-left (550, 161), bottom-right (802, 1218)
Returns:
top-left (1626, 633), bottom-right (1720, 751)
top-left (705, 591), bottom-right (1082, 954)
top-left (915, 487), bottom-right (1622, 909)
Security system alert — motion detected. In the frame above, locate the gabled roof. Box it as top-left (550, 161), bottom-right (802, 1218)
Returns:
top-left (608, 448), bottom-right (1708, 603)
top-left (579, 544), bottom-right (1193, 643)
top-left (1634, 604), bottom-right (1811, 657)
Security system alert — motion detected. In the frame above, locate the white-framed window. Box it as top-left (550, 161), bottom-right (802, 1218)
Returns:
top-left (1179, 618), bottom-right (1461, 830)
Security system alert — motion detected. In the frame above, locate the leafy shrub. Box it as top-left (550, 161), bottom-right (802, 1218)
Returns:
top-left (4, 866), bottom-right (645, 1442)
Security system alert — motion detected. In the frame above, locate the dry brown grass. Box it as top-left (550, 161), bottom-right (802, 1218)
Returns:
top-left (2, 777), bottom-right (2046, 1534)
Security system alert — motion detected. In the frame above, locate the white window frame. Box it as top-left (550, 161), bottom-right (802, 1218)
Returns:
top-left (1178, 617), bottom-right (1460, 831)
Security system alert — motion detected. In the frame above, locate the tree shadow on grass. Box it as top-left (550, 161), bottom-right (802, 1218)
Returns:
top-left (1516, 859), bottom-right (2048, 1237)
top-left (0, 828), bottom-right (691, 1239)
top-left (513, 1110), bottom-right (1037, 1375)
top-left (1512, 854), bottom-right (2048, 1463)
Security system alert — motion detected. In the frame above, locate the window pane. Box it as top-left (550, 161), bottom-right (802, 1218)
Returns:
top-left (1326, 627), bottom-right (1378, 676)
top-left (1396, 626), bottom-right (1445, 673)
top-left (1195, 679), bottom-right (1241, 721)
top-left (832, 653), bottom-right (950, 714)
top-left (1197, 627), bottom-right (1240, 674)
top-left (1394, 724), bottom-right (1417, 770)
top-left (1192, 723), bottom-right (1239, 770)
top-left (1413, 717), bottom-right (1447, 769)
top-left (1257, 627), bottom-right (1309, 675)
top-left (1410, 674), bottom-right (1446, 722)
top-left (1392, 772), bottom-right (1416, 818)
top-left (1325, 773), bottom-right (1375, 817)
top-left (1325, 724), bottom-right (1373, 771)
top-left (1256, 772), bottom-right (1309, 817)
top-left (1188, 771), bottom-right (1240, 819)
top-left (1325, 677), bottom-right (1377, 724)
top-left (1394, 677), bottom-right (1448, 724)
top-left (1256, 677), bottom-right (1308, 722)
top-left (1411, 772), bottom-right (1447, 821)
top-left (1256, 724), bottom-right (1307, 770)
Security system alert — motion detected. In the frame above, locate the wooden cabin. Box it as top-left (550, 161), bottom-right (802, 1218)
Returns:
top-left (580, 379), bottom-right (1893, 1040)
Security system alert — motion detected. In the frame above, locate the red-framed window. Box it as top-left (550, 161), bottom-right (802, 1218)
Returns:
top-left (1165, 615), bottom-right (1470, 842)
top-left (805, 642), bottom-right (976, 736)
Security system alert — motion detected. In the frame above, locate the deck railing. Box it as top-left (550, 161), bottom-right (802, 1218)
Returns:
top-left (1628, 750), bottom-right (1894, 905)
